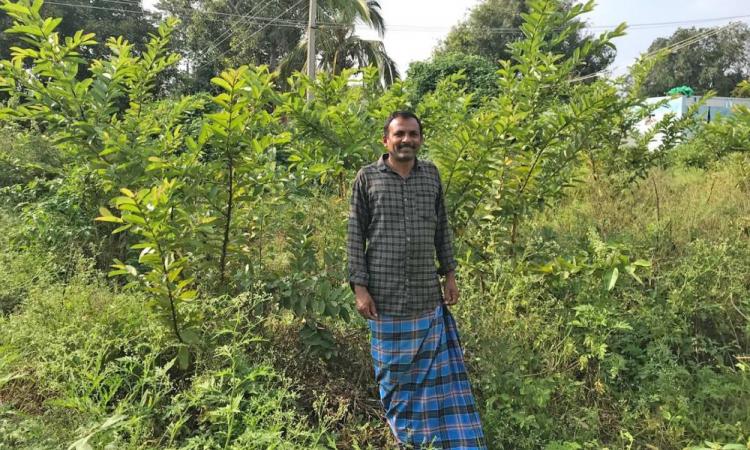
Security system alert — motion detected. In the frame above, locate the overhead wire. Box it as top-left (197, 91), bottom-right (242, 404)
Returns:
top-left (195, 0), bottom-right (306, 70)
top-left (34, 2), bottom-right (750, 33)
top-left (21, 1), bottom-right (750, 77)
top-left (375, 13), bottom-right (750, 33)
top-left (198, 0), bottom-right (277, 61)
top-left (41, 0), bottom-right (313, 27)
top-left (40, 0), bottom-right (318, 33)
top-left (45, 0), bottom-right (143, 14)
top-left (567, 22), bottom-right (738, 83)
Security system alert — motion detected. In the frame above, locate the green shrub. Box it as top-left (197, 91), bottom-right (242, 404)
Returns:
top-left (671, 105), bottom-right (750, 169)
top-left (0, 253), bottom-right (333, 448)
top-left (405, 53), bottom-right (499, 106)
top-left (452, 165), bottom-right (750, 449)
top-left (0, 124), bottom-right (63, 189)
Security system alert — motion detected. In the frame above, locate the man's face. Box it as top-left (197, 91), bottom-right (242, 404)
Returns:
top-left (383, 117), bottom-right (423, 163)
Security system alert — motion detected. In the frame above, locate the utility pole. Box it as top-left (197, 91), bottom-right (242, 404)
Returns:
top-left (306, 0), bottom-right (317, 101)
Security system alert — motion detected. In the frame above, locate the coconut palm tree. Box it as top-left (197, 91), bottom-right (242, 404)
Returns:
top-left (280, 0), bottom-right (399, 86)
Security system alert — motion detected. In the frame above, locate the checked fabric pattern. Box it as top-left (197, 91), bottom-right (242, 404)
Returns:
top-left (369, 304), bottom-right (487, 449)
top-left (347, 155), bottom-right (457, 317)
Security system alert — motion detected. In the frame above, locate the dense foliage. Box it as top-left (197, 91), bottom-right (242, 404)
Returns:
top-left (641, 23), bottom-right (750, 97)
top-left (435, 0), bottom-right (614, 77)
top-left (1, 0), bottom-right (749, 448)
top-left (0, 0), bottom-right (156, 63)
top-left (405, 52), bottom-right (498, 105)
top-left (156, 0), bottom-right (397, 93)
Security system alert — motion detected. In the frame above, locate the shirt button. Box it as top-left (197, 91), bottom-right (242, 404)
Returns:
top-left (406, 237), bottom-right (411, 242)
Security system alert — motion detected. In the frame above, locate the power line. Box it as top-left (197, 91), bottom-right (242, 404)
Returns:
top-left (196, 0), bottom-right (305, 70)
top-left (193, 0), bottom-right (294, 68)
top-left (567, 22), bottom-right (738, 84)
top-left (28, 0), bottom-right (750, 73)
top-left (586, 14), bottom-right (750, 30)
top-left (41, 1), bottom-right (750, 34)
top-left (41, 0), bottom-right (311, 28)
top-left (97, 0), bottom-right (143, 6)
top-left (367, 13), bottom-right (750, 33)
top-left (199, 0), bottom-right (276, 61)
top-left (35, 1), bottom-right (750, 33)
top-left (45, 0), bottom-right (143, 14)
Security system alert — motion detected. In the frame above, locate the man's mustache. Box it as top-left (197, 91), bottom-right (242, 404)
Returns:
top-left (397, 144), bottom-right (415, 151)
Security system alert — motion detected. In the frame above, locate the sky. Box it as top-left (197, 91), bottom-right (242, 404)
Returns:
top-left (355, 0), bottom-right (750, 77)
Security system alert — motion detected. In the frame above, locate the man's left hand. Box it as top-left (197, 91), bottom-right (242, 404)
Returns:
top-left (443, 272), bottom-right (459, 306)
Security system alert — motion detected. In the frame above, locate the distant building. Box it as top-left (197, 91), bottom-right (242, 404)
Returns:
top-left (637, 95), bottom-right (750, 149)
top-left (646, 95), bottom-right (750, 122)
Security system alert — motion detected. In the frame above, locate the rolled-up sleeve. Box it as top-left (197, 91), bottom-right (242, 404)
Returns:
top-left (435, 172), bottom-right (457, 276)
top-left (347, 169), bottom-right (370, 289)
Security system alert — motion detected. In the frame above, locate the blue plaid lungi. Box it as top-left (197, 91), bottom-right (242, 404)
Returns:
top-left (369, 304), bottom-right (486, 449)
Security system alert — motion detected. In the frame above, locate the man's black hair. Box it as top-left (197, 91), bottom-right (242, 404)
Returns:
top-left (383, 111), bottom-right (423, 138)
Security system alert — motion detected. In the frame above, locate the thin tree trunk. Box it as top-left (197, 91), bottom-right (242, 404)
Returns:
top-left (220, 157), bottom-right (234, 286)
top-left (651, 175), bottom-right (661, 223)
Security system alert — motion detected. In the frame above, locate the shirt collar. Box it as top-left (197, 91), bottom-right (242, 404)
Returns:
top-left (377, 153), bottom-right (422, 173)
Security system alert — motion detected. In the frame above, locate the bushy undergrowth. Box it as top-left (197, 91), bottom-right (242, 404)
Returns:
top-left (453, 163), bottom-right (750, 449)
top-left (0, 238), bottom-right (337, 449)
top-left (2, 163), bottom-right (749, 449)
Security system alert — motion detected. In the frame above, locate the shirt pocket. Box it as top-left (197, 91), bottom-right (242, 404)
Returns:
top-left (416, 188), bottom-right (437, 222)
top-left (369, 183), bottom-right (401, 219)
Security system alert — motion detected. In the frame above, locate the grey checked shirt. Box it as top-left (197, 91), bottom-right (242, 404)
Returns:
top-left (347, 154), bottom-right (458, 317)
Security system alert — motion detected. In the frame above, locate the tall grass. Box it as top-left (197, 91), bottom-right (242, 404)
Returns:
top-left (453, 161), bottom-right (750, 449)
top-left (0, 233), bottom-right (337, 448)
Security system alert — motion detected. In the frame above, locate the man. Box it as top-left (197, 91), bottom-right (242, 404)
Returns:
top-left (347, 111), bottom-right (486, 449)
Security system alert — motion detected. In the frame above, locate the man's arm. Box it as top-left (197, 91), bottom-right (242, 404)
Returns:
top-left (354, 284), bottom-right (378, 320)
top-left (434, 170), bottom-right (459, 305)
top-left (434, 171), bottom-right (458, 276)
top-left (347, 170), bottom-right (378, 319)
top-left (442, 271), bottom-right (459, 305)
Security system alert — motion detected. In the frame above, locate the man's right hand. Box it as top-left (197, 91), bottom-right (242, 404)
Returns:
top-left (354, 285), bottom-right (378, 320)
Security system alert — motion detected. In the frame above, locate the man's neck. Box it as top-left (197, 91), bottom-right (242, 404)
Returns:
top-left (385, 155), bottom-right (415, 178)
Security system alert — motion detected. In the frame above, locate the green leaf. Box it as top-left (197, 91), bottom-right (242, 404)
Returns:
top-left (42, 17), bottom-right (63, 36)
top-left (176, 346), bottom-right (190, 370)
top-left (122, 214), bottom-right (146, 225)
top-left (98, 207), bottom-right (115, 217)
top-left (178, 290), bottom-right (197, 300)
top-left (314, 298), bottom-right (325, 316)
top-left (8, 25), bottom-right (43, 37)
top-left (67, 414), bottom-right (127, 450)
top-left (111, 224), bottom-right (132, 234)
top-left (211, 76), bottom-right (234, 92)
top-left (99, 147), bottom-right (120, 157)
top-left (117, 203), bottom-right (141, 213)
top-left (176, 278), bottom-right (194, 290)
top-left (1, 3), bottom-right (32, 17)
top-left (167, 266), bottom-right (183, 282)
top-left (31, 0), bottom-right (43, 14)
top-left (95, 215), bottom-right (124, 223)
top-left (180, 328), bottom-right (201, 345)
top-left (607, 267), bottom-right (619, 291)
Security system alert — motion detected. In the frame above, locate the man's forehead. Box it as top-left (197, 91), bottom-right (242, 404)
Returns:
top-left (388, 117), bottom-right (420, 132)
